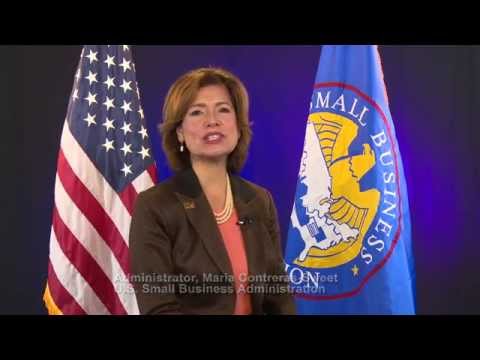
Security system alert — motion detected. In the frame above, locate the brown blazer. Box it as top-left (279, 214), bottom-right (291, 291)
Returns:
top-left (129, 167), bottom-right (296, 315)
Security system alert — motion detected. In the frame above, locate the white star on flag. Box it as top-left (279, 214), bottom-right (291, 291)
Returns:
top-left (138, 146), bottom-right (150, 160)
top-left (119, 58), bottom-right (131, 72)
top-left (121, 100), bottom-right (132, 114)
top-left (120, 79), bottom-right (133, 93)
top-left (83, 113), bottom-right (96, 127)
top-left (101, 138), bottom-right (115, 152)
top-left (104, 75), bottom-right (115, 90)
top-left (104, 54), bottom-right (116, 68)
top-left (103, 96), bottom-right (115, 110)
top-left (120, 142), bottom-right (133, 156)
top-left (120, 163), bottom-right (133, 177)
top-left (102, 118), bottom-right (115, 131)
top-left (85, 71), bottom-right (98, 85)
top-left (85, 50), bottom-right (98, 64)
top-left (85, 91), bottom-right (97, 106)
top-left (120, 122), bottom-right (132, 135)
top-left (138, 126), bottom-right (148, 139)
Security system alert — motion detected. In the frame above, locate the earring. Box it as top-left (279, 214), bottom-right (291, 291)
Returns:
top-left (180, 143), bottom-right (184, 152)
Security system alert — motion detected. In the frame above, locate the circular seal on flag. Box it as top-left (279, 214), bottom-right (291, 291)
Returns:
top-left (285, 83), bottom-right (404, 300)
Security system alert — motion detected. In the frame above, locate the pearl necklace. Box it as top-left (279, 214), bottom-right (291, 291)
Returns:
top-left (214, 175), bottom-right (233, 224)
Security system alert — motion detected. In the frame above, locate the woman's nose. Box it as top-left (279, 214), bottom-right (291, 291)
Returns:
top-left (206, 112), bottom-right (219, 127)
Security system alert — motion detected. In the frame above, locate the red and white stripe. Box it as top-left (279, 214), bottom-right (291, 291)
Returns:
top-left (46, 122), bottom-right (157, 314)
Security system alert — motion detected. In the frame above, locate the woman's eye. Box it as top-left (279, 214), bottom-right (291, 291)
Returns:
top-left (219, 107), bottom-right (231, 113)
top-left (189, 109), bottom-right (203, 116)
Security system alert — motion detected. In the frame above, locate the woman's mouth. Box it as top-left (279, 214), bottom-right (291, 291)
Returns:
top-left (203, 132), bottom-right (224, 144)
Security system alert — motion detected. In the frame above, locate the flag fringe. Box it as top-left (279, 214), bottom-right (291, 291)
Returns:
top-left (43, 284), bottom-right (63, 315)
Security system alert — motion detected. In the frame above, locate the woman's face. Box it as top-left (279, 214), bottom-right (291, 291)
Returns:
top-left (177, 84), bottom-right (239, 166)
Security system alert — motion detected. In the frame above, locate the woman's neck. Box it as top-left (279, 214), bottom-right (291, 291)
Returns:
top-left (192, 159), bottom-right (229, 212)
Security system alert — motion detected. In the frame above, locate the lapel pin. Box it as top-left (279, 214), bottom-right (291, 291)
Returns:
top-left (183, 200), bottom-right (195, 209)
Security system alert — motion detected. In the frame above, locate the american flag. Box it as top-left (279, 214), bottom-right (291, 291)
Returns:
top-left (43, 45), bottom-right (157, 315)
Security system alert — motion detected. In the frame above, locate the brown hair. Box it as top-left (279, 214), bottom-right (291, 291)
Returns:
top-left (159, 67), bottom-right (252, 173)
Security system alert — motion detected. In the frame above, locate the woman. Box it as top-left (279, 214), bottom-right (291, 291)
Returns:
top-left (129, 67), bottom-right (296, 315)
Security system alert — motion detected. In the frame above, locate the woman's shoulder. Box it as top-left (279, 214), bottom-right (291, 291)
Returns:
top-left (235, 176), bottom-right (267, 193)
top-left (135, 177), bottom-right (178, 206)
top-left (231, 175), bottom-right (274, 205)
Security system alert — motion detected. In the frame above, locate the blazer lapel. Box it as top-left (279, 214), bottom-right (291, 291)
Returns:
top-left (230, 175), bottom-right (268, 313)
top-left (172, 168), bottom-right (233, 276)
top-left (230, 176), bottom-right (266, 278)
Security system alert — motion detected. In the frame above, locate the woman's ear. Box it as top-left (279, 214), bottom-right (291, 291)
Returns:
top-left (176, 126), bottom-right (184, 143)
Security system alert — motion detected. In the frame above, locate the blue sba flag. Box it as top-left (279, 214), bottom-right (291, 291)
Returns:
top-left (284, 45), bottom-right (415, 314)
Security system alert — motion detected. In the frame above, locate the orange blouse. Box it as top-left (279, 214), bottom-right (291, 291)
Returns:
top-left (217, 209), bottom-right (252, 315)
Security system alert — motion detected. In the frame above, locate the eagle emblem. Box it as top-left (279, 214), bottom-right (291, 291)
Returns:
top-left (292, 112), bottom-right (380, 268)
